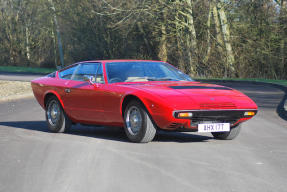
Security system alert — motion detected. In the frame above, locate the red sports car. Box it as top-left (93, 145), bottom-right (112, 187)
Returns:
top-left (31, 60), bottom-right (258, 143)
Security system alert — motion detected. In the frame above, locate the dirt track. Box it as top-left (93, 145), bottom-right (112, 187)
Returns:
top-left (0, 81), bottom-right (32, 101)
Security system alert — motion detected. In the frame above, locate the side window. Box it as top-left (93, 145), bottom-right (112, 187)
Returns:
top-left (72, 63), bottom-right (99, 81)
top-left (59, 65), bottom-right (78, 80)
top-left (95, 64), bottom-right (104, 84)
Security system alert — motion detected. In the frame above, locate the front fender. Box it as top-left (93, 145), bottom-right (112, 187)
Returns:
top-left (43, 90), bottom-right (65, 110)
top-left (120, 91), bottom-right (173, 121)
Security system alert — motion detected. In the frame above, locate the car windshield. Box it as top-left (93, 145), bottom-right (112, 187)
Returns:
top-left (106, 61), bottom-right (193, 83)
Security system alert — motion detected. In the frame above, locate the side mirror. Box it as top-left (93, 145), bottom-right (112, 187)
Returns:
top-left (83, 75), bottom-right (95, 85)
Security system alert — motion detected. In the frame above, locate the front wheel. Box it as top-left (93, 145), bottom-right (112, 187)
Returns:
top-left (45, 96), bottom-right (72, 133)
top-left (124, 100), bottom-right (156, 143)
top-left (211, 124), bottom-right (242, 140)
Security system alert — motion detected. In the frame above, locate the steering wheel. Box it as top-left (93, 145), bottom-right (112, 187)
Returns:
top-left (109, 77), bottom-right (123, 83)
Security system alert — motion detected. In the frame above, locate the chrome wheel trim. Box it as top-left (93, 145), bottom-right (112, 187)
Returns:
top-left (47, 100), bottom-right (60, 126)
top-left (126, 106), bottom-right (143, 136)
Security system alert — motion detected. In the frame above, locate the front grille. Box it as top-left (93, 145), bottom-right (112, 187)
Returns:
top-left (190, 110), bottom-right (244, 126)
top-left (200, 102), bottom-right (236, 109)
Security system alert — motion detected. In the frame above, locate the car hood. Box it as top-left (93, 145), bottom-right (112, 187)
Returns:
top-left (120, 81), bottom-right (258, 110)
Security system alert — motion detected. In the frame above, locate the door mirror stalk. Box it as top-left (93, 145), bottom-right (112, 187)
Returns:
top-left (83, 75), bottom-right (96, 85)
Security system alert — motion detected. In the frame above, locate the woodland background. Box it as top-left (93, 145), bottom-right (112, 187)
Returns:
top-left (0, 0), bottom-right (286, 79)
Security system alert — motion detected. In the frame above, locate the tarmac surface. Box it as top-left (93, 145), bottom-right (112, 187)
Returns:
top-left (0, 72), bottom-right (43, 82)
top-left (0, 81), bottom-right (287, 192)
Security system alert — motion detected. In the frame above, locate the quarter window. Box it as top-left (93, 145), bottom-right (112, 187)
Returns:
top-left (59, 63), bottom-right (105, 83)
top-left (72, 63), bottom-right (100, 82)
top-left (59, 65), bottom-right (78, 80)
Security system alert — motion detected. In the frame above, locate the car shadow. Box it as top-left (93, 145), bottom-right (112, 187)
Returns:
top-left (154, 131), bottom-right (213, 143)
top-left (0, 121), bottom-right (213, 143)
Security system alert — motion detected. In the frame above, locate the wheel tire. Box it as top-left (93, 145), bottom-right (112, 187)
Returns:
top-left (124, 100), bottom-right (156, 143)
top-left (211, 124), bottom-right (242, 140)
top-left (45, 96), bottom-right (72, 133)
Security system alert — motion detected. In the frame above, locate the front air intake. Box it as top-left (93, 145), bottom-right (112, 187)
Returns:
top-left (167, 123), bottom-right (181, 129)
top-left (200, 102), bottom-right (236, 109)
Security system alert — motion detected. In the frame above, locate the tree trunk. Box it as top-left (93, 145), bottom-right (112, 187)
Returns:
top-left (212, 0), bottom-right (224, 53)
top-left (185, 0), bottom-right (198, 75)
top-left (51, 18), bottom-right (58, 67)
top-left (49, 0), bottom-right (64, 68)
top-left (217, 0), bottom-right (235, 77)
top-left (25, 25), bottom-right (31, 62)
top-left (175, 2), bottom-right (185, 72)
top-left (279, 0), bottom-right (286, 78)
top-left (203, 2), bottom-right (212, 64)
top-left (158, 8), bottom-right (168, 62)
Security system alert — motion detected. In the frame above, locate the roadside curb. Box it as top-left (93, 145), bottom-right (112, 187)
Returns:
top-left (0, 71), bottom-right (49, 76)
top-left (0, 72), bottom-right (43, 82)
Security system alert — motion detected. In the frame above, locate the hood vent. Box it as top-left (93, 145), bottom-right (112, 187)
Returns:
top-left (200, 102), bottom-right (236, 109)
top-left (169, 86), bottom-right (232, 90)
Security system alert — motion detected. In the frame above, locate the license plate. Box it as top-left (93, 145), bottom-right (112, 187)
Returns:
top-left (198, 123), bottom-right (230, 133)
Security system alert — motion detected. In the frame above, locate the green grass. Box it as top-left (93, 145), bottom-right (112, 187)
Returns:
top-left (0, 66), bottom-right (56, 74)
top-left (196, 77), bottom-right (287, 87)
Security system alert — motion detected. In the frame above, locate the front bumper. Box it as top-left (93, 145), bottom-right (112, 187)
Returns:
top-left (154, 109), bottom-right (258, 131)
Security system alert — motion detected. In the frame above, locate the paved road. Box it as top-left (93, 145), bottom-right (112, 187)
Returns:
top-left (0, 82), bottom-right (287, 192)
top-left (0, 72), bottom-right (43, 82)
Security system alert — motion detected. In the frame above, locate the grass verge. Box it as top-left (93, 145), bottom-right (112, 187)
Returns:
top-left (0, 66), bottom-right (55, 74)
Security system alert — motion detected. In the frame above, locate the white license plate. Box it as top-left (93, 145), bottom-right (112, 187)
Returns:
top-left (198, 123), bottom-right (230, 133)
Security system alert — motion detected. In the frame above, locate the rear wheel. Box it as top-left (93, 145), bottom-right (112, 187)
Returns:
top-left (124, 100), bottom-right (156, 143)
top-left (211, 124), bottom-right (241, 140)
top-left (45, 96), bottom-right (72, 133)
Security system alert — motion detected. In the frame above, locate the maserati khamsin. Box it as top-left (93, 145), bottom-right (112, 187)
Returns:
top-left (31, 60), bottom-right (258, 143)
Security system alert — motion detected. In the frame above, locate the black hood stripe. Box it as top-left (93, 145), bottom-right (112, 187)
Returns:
top-left (169, 86), bottom-right (232, 90)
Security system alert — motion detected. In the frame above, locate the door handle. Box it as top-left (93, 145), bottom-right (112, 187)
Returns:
top-left (65, 88), bottom-right (71, 93)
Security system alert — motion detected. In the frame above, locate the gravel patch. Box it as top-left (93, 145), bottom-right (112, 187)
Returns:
top-left (0, 80), bottom-right (33, 102)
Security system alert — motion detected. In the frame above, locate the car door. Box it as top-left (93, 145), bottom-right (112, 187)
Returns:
top-left (57, 64), bottom-right (79, 111)
top-left (63, 62), bottom-right (106, 123)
